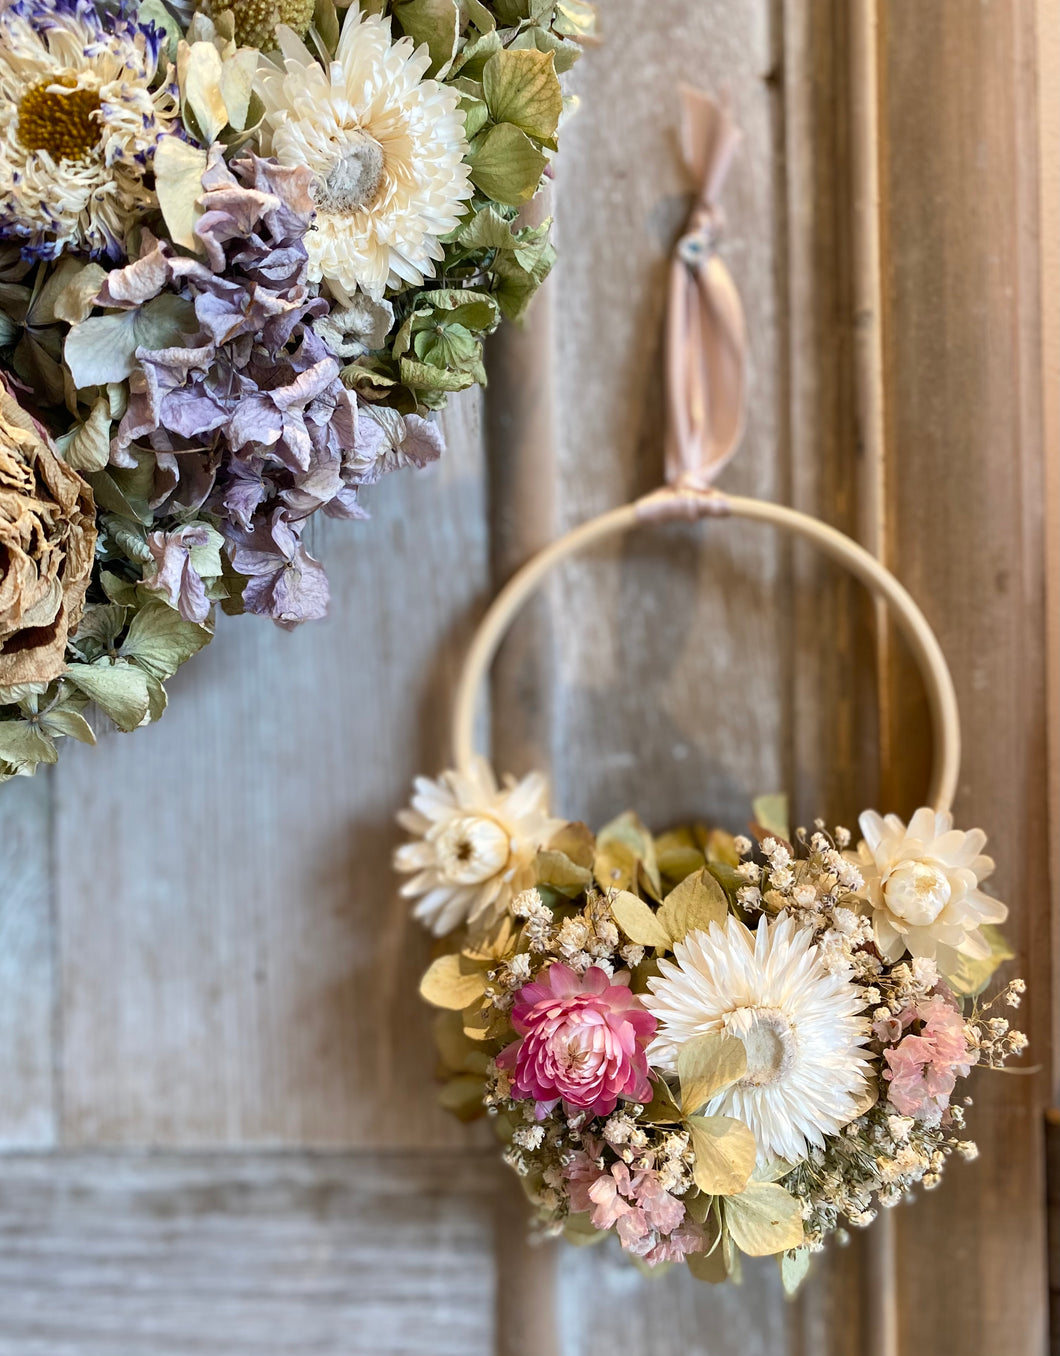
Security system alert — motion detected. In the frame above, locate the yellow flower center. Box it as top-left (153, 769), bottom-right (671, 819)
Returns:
top-left (436, 814), bottom-right (511, 886)
top-left (18, 76), bottom-right (101, 161)
top-left (884, 859), bottom-right (952, 926)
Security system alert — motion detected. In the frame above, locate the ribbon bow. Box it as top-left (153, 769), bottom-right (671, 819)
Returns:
top-left (640, 89), bottom-right (746, 522)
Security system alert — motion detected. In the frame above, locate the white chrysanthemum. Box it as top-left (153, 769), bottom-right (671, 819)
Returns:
top-left (255, 11), bottom-right (472, 303)
top-left (644, 914), bottom-right (871, 1164)
top-left (849, 807), bottom-right (1007, 969)
top-left (395, 758), bottom-right (564, 936)
top-left (0, 0), bottom-right (178, 260)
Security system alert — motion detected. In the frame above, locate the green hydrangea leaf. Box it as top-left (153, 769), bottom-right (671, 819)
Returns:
top-left (482, 47), bottom-right (562, 141)
top-left (65, 294), bottom-right (196, 389)
top-left (780, 1247), bottom-right (811, 1296)
top-left (752, 793), bottom-right (790, 843)
top-left (451, 27), bottom-right (503, 80)
top-left (153, 136), bottom-right (210, 253)
top-left (553, 0), bottom-right (596, 39)
top-left (420, 954), bottom-right (487, 1010)
top-left (120, 600), bottom-right (212, 682)
top-left (468, 122), bottom-right (547, 206)
top-left (608, 890), bottom-right (670, 950)
top-left (944, 923), bottom-right (1015, 997)
top-left (399, 357), bottom-right (478, 393)
top-left (393, 0), bottom-right (460, 76)
top-left (533, 848), bottom-right (592, 895)
top-left (0, 720), bottom-right (58, 769)
top-left (724, 1181), bottom-right (804, 1257)
top-left (37, 706), bottom-right (96, 746)
top-left (64, 661), bottom-right (151, 732)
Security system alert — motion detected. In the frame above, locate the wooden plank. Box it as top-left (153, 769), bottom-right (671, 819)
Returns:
top-left (0, 775), bottom-right (55, 1148)
top-left (54, 391), bottom-right (490, 1147)
top-left (0, 1150), bottom-right (496, 1355)
top-left (878, 2), bottom-right (1051, 1353)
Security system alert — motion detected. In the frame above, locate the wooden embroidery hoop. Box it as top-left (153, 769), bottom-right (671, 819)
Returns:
top-left (452, 489), bottom-right (962, 818)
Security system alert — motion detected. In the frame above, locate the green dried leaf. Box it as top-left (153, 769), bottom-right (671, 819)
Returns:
top-left (36, 707), bottom-right (96, 745)
top-left (533, 848), bottom-right (591, 895)
top-left (677, 1033), bottom-right (747, 1117)
top-left (393, 0), bottom-right (460, 75)
top-left (594, 811), bottom-right (662, 896)
top-left (639, 1075), bottom-right (683, 1124)
top-left (724, 1181), bottom-right (804, 1257)
top-left (780, 1246), bottom-right (811, 1296)
top-left (63, 661), bottom-right (151, 731)
top-left (55, 395), bottom-right (111, 472)
top-left (608, 889), bottom-right (670, 950)
top-left (120, 600), bottom-right (212, 682)
top-left (687, 1114), bottom-right (757, 1197)
top-left (546, 821), bottom-right (595, 870)
top-left (561, 1211), bottom-right (609, 1247)
top-left (686, 1239), bottom-right (729, 1284)
top-left (0, 721), bottom-right (57, 769)
top-left (659, 868), bottom-right (728, 943)
top-left (468, 121), bottom-right (547, 206)
top-left (179, 39), bottom-right (229, 145)
top-left (482, 47), bottom-right (562, 141)
top-left (944, 922), bottom-right (1015, 997)
top-left (64, 295), bottom-right (196, 388)
top-left (399, 356), bottom-right (478, 393)
top-left (419, 953), bottom-right (487, 1010)
top-left (437, 1073), bottom-right (487, 1121)
top-left (154, 136), bottom-right (210, 252)
top-left (752, 793), bottom-right (790, 844)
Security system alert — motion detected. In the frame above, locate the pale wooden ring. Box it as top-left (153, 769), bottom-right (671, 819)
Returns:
top-left (453, 493), bottom-right (961, 815)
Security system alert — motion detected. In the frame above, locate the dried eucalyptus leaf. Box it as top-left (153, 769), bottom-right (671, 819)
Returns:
top-left (945, 922), bottom-right (1015, 997)
top-left (608, 889), bottom-right (670, 950)
top-left (482, 47), bottom-right (562, 141)
top-left (724, 1181), bottom-right (804, 1257)
top-left (677, 1033), bottom-right (747, 1116)
top-left (687, 1114), bottom-right (757, 1197)
top-left (752, 793), bottom-right (790, 844)
top-left (659, 868), bottom-right (728, 943)
top-left (547, 821), bottom-right (595, 869)
top-left (780, 1246), bottom-right (811, 1296)
top-left (533, 848), bottom-right (591, 895)
top-left (419, 953), bottom-right (487, 1010)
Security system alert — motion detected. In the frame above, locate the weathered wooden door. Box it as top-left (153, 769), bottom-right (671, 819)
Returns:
top-left (1, 2), bottom-right (1055, 1353)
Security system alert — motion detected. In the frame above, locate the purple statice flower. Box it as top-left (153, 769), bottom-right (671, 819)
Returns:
top-left (99, 151), bottom-right (418, 625)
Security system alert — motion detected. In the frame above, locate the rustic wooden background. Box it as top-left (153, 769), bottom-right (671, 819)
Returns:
top-left (0, 1), bottom-right (1055, 1353)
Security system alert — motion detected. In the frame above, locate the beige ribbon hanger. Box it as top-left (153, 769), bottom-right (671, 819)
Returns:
top-left (640, 88), bottom-right (748, 522)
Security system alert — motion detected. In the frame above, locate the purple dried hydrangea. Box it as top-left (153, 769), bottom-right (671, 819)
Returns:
top-left (99, 151), bottom-right (440, 626)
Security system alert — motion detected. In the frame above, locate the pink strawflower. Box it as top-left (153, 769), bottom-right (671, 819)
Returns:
top-left (497, 963), bottom-right (656, 1119)
top-left (883, 991), bottom-right (977, 1121)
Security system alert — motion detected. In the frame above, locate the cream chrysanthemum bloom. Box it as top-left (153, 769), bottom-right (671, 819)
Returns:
top-left (849, 807), bottom-right (1007, 969)
top-left (396, 759), bottom-right (564, 936)
top-left (0, 0), bottom-right (178, 260)
top-left (644, 914), bottom-right (871, 1164)
top-left (255, 10), bottom-right (472, 303)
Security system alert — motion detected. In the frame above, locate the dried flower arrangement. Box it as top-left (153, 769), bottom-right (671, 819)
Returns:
top-left (0, 0), bottom-right (594, 779)
top-left (402, 771), bottom-right (1026, 1286)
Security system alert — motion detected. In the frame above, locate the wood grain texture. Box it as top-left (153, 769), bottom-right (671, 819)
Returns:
top-left (0, 1151), bottom-right (497, 1355)
top-left (54, 391), bottom-right (490, 1147)
top-left (878, 3), bottom-right (1051, 1353)
top-left (0, 775), bottom-right (55, 1148)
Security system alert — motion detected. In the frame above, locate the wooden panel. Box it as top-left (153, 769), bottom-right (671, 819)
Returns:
top-left (878, 3), bottom-right (1051, 1353)
top-left (0, 775), bottom-right (55, 1148)
top-left (0, 1151), bottom-right (496, 1355)
top-left (54, 392), bottom-right (489, 1147)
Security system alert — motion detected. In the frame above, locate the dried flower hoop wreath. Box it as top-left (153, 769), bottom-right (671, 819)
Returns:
top-left (400, 91), bottom-right (1026, 1288)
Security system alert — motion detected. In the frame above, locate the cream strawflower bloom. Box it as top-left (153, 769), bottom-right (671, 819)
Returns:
top-left (396, 759), bottom-right (563, 936)
top-left (644, 914), bottom-right (871, 1164)
top-left (849, 807), bottom-right (1007, 969)
top-left (255, 9), bottom-right (472, 303)
top-left (0, 0), bottom-right (178, 261)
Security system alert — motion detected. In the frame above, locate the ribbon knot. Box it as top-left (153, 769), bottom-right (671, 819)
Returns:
top-left (662, 88), bottom-right (747, 498)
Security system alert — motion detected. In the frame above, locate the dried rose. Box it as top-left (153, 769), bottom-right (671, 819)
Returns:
top-left (0, 385), bottom-right (97, 684)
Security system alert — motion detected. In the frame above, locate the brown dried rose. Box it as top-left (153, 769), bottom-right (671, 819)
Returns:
top-left (0, 387), bottom-right (97, 685)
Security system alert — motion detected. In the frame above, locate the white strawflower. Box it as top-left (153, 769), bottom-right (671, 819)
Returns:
top-left (255, 9), bottom-right (472, 302)
top-left (643, 914), bottom-right (871, 1164)
top-left (395, 758), bottom-right (563, 936)
top-left (849, 808), bottom-right (1007, 969)
top-left (0, 0), bottom-right (178, 260)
